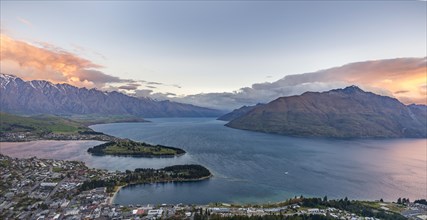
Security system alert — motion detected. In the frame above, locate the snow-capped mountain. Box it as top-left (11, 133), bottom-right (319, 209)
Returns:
top-left (0, 73), bottom-right (221, 117)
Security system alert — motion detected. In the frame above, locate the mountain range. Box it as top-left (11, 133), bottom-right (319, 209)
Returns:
top-left (0, 74), bottom-right (222, 117)
top-left (225, 86), bottom-right (427, 138)
top-left (2, 73), bottom-right (426, 138)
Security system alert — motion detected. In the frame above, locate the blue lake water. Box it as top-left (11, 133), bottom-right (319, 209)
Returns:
top-left (1, 117), bottom-right (426, 205)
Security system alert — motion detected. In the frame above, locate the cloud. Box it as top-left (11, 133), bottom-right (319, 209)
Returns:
top-left (127, 83), bottom-right (142, 87)
top-left (0, 34), bottom-right (131, 88)
top-left (106, 81), bottom-right (181, 95)
top-left (147, 82), bottom-right (162, 85)
top-left (170, 57), bottom-right (427, 110)
top-left (118, 84), bottom-right (140, 90)
top-left (132, 89), bottom-right (177, 99)
top-left (420, 84), bottom-right (427, 95)
top-left (150, 92), bottom-right (177, 99)
top-left (35, 41), bottom-right (67, 53)
top-left (134, 89), bottom-right (154, 97)
top-left (17, 17), bottom-right (32, 27)
top-left (143, 81), bottom-right (181, 89)
top-left (2, 33), bottom-right (424, 110)
top-left (394, 90), bottom-right (410, 94)
top-left (0, 34), bottom-right (185, 96)
top-left (71, 43), bottom-right (107, 60)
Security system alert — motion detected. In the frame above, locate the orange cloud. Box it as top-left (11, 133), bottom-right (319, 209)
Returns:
top-left (0, 34), bottom-right (125, 88)
top-left (278, 57), bottom-right (427, 104)
top-left (338, 58), bottom-right (427, 104)
top-left (176, 57), bottom-right (427, 110)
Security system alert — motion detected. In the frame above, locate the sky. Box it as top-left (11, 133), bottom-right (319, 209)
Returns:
top-left (0, 1), bottom-right (426, 109)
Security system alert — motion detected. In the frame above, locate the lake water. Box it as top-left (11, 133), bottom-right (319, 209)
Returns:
top-left (1, 118), bottom-right (425, 205)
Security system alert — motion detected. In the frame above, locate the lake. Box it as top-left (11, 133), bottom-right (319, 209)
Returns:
top-left (1, 118), bottom-right (425, 205)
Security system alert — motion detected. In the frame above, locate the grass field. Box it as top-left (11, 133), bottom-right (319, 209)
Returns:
top-left (65, 114), bottom-right (147, 126)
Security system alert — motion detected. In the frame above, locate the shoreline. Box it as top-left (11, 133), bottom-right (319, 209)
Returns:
top-left (108, 174), bottom-right (213, 205)
top-left (0, 134), bottom-right (117, 143)
top-left (109, 185), bottom-right (125, 205)
top-left (88, 152), bottom-right (186, 158)
top-left (2, 137), bottom-right (187, 158)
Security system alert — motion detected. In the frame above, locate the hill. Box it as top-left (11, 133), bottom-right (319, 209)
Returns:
top-left (0, 112), bottom-right (119, 141)
top-left (0, 112), bottom-right (90, 134)
top-left (217, 103), bottom-right (263, 121)
top-left (0, 74), bottom-right (221, 117)
top-left (226, 86), bottom-right (427, 138)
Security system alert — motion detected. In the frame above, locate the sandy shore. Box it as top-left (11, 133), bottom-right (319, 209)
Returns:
top-left (109, 185), bottom-right (125, 205)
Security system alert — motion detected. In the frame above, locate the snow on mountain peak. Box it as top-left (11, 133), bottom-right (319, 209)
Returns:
top-left (0, 73), bottom-right (20, 88)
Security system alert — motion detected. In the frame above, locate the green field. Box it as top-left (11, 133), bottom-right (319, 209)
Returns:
top-left (87, 140), bottom-right (186, 157)
top-left (0, 112), bottom-right (90, 134)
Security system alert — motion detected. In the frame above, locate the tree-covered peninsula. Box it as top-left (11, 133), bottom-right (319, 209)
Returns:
top-left (87, 140), bottom-right (186, 157)
top-left (80, 164), bottom-right (212, 193)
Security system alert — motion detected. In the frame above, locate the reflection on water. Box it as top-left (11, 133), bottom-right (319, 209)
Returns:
top-left (1, 118), bottom-right (426, 204)
top-left (0, 140), bottom-right (194, 171)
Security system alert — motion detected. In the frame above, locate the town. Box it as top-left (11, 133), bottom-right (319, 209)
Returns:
top-left (1, 154), bottom-right (426, 220)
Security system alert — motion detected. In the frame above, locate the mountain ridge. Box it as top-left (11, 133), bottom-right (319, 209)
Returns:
top-left (225, 86), bottom-right (427, 138)
top-left (217, 103), bottom-right (264, 121)
top-left (0, 73), bottom-right (222, 117)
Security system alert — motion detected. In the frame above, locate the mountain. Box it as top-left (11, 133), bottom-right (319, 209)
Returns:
top-left (170, 58), bottom-right (426, 110)
top-left (0, 74), bottom-right (222, 117)
top-left (217, 103), bottom-right (264, 121)
top-left (226, 86), bottom-right (427, 138)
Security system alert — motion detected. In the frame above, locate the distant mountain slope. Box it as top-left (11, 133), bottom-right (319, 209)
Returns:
top-left (226, 86), bottom-right (427, 138)
top-left (217, 104), bottom-right (263, 121)
top-left (0, 74), bottom-right (221, 117)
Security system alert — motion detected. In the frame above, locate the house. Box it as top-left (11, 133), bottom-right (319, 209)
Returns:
top-left (308, 208), bottom-right (320, 214)
top-left (132, 209), bottom-right (145, 215)
top-left (147, 209), bottom-right (163, 217)
top-left (40, 182), bottom-right (57, 188)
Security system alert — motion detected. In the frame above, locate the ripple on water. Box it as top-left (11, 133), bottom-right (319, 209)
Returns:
top-left (1, 118), bottom-right (426, 204)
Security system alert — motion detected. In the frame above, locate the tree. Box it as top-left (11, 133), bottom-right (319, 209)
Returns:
top-left (39, 203), bottom-right (48, 210)
top-left (380, 198), bottom-right (383, 202)
top-left (397, 198), bottom-right (402, 204)
top-left (323, 196), bottom-right (328, 202)
top-left (414, 199), bottom-right (427, 205)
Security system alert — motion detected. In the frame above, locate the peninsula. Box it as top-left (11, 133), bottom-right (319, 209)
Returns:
top-left (0, 112), bottom-right (188, 158)
top-left (87, 140), bottom-right (186, 157)
top-left (2, 154), bottom-right (419, 220)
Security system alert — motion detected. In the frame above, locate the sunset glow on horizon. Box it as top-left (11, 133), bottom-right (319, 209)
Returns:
top-left (1, 1), bottom-right (426, 108)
